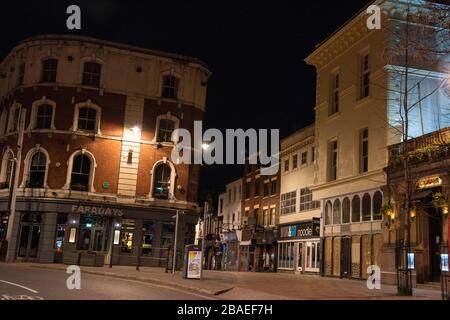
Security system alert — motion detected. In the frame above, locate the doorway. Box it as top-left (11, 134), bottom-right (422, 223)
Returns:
top-left (297, 242), bottom-right (303, 272)
top-left (340, 237), bottom-right (351, 278)
top-left (305, 241), bottom-right (320, 272)
top-left (428, 209), bottom-right (443, 282)
top-left (17, 224), bottom-right (41, 261)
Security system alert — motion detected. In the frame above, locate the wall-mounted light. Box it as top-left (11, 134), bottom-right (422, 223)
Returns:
top-left (409, 207), bottom-right (416, 219)
top-left (443, 206), bottom-right (449, 215)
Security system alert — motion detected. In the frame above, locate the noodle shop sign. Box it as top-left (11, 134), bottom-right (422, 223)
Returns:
top-left (71, 205), bottom-right (124, 217)
top-left (417, 176), bottom-right (442, 190)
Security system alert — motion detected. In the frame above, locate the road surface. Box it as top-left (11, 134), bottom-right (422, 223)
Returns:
top-left (0, 265), bottom-right (215, 300)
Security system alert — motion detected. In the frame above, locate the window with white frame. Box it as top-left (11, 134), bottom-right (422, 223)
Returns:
top-left (281, 191), bottom-right (296, 215)
top-left (152, 163), bottom-right (172, 199)
top-left (162, 75), bottom-right (179, 100)
top-left (27, 152), bottom-right (47, 188)
top-left (7, 105), bottom-right (20, 133)
top-left (70, 154), bottom-right (92, 192)
top-left (0, 152), bottom-right (14, 188)
top-left (292, 154), bottom-right (298, 169)
top-left (361, 54), bottom-right (370, 98)
top-left (301, 151), bottom-right (308, 166)
top-left (35, 104), bottom-right (54, 129)
top-left (41, 58), bottom-right (58, 83)
top-left (82, 62), bottom-right (102, 87)
top-left (157, 119), bottom-right (176, 142)
top-left (77, 106), bottom-right (98, 133)
top-left (299, 188), bottom-right (319, 212)
top-left (360, 128), bottom-right (369, 173)
top-left (331, 73), bottom-right (339, 115)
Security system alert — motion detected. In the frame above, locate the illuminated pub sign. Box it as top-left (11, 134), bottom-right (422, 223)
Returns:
top-left (417, 175), bottom-right (442, 190)
top-left (279, 219), bottom-right (320, 240)
top-left (71, 205), bottom-right (124, 217)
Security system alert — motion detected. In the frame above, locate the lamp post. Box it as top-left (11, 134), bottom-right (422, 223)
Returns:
top-left (4, 107), bottom-right (26, 262)
top-left (172, 210), bottom-right (181, 274)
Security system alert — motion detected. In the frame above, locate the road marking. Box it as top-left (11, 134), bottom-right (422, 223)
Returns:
top-left (0, 294), bottom-right (43, 300)
top-left (0, 280), bottom-right (39, 294)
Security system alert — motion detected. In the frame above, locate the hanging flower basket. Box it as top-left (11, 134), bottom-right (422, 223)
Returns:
top-left (432, 192), bottom-right (447, 209)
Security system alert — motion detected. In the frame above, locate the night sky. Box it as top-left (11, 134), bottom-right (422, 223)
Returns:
top-left (0, 0), bottom-right (372, 202)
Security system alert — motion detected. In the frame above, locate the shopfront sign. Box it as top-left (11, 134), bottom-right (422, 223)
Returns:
top-left (417, 176), bottom-right (442, 190)
top-left (279, 219), bottom-right (320, 240)
top-left (71, 205), bottom-right (124, 217)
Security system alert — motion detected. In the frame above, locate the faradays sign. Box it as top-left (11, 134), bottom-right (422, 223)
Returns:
top-left (71, 205), bottom-right (124, 217)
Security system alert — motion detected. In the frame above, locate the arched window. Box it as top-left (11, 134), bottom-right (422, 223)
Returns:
top-left (325, 201), bottom-right (332, 225)
top-left (42, 58), bottom-right (58, 83)
top-left (162, 75), bottom-right (179, 99)
top-left (28, 152), bottom-right (47, 188)
top-left (352, 195), bottom-right (361, 223)
top-left (153, 163), bottom-right (172, 199)
top-left (157, 119), bottom-right (176, 142)
top-left (0, 152), bottom-right (14, 188)
top-left (362, 193), bottom-right (372, 221)
top-left (333, 199), bottom-right (341, 225)
top-left (36, 104), bottom-right (54, 129)
top-left (70, 154), bottom-right (92, 191)
top-left (342, 197), bottom-right (350, 224)
top-left (373, 191), bottom-right (383, 221)
top-left (82, 62), bottom-right (102, 87)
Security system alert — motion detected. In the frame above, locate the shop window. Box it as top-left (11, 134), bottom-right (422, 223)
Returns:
top-left (278, 242), bottom-right (295, 270)
top-left (120, 219), bottom-right (135, 253)
top-left (27, 152), bottom-right (47, 188)
top-left (342, 197), bottom-right (350, 224)
top-left (41, 58), bottom-right (58, 83)
top-left (362, 193), bottom-right (371, 221)
top-left (333, 199), bottom-right (341, 225)
top-left (152, 163), bottom-right (171, 199)
top-left (373, 191), bottom-right (383, 220)
top-left (70, 154), bottom-right (91, 192)
top-left (82, 61), bottom-right (102, 87)
top-left (162, 223), bottom-right (175, 248)
top-left (184, 223), bottom-right (195, 247)
top-left (325, 200), bottom-right (332, 225)
top-left (352, 195), bottom-right (361, 222)
top-left (162, 75), bottom-right (179, 100)
top-left (142, 222), bottom-right (155, 255)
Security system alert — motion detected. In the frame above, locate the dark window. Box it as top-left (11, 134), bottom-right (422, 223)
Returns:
top-left (17, 63), bottom-right (25, 86)
top-left (361, 54), bottom-right (370, 98)
top-left (300, 188), bottom-right (320, 212)
top-left (263, 209), bottom-right (269, 227)
top-left (333, 199), bottom-right (341, 225)
top-left (329, 140), bottom-right (338, 181)
top-left (245, 181), bottom-right (251, 199)
top-left (373, 191), bottom-right (383, 220)
top-left (292, 155), bottom-right (298, 169)
top-left (9, 107), bottom-right (20, 133)
top-left (301, 151), bottom-right (308, 165)
top-left (254, 208), bottom-right (259, 226)
top-left (70, 154), bottom-right (91, 191)
top-left (362, 193), bottom-right (371, 221)
top-left (352, 195), bottom-right (361, 222)
top-left (360, 128), bottom-right (369, 173)
top-left (153, 163), bottom-right (171, 199)
top-left (342, 197), bottom-right (351, 224)
top-left (78, 107), bottom-right (97, 132)
top-left (263, 182), bottom-right (270, 197)
top-left (311, 147), bottom-right (315, 162)
top-left (120, 219), bottom-right (135, 253)
top-left (82, 62), bottom-right (102, 87)
top-left (270, 208), bottom-right (276, 226)
top-left (254, 178), bottom-right (260, 197)
top-left (162, 75), bottom-right (179, 99)
top-left (284, 159), bottom-right (289, 172)
top-left (28, 152), bottom-right (46, 188)
top-left (36, 104), bottom-right (53, 129)
top-left (270, 180), bottom-right (277, 195)
top-left (157, 119), bottom-right (175, 142)
top-left (331, 73), bottom-right (339, 114)
top-left (42, 59), bottom-right (58, 83)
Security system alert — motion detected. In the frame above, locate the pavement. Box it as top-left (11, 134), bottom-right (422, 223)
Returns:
top-left (0, 262), bottom-right (445, 300)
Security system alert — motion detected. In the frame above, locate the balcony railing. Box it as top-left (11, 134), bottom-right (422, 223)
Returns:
top-left (388, 127), bottom-right (450, 167)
